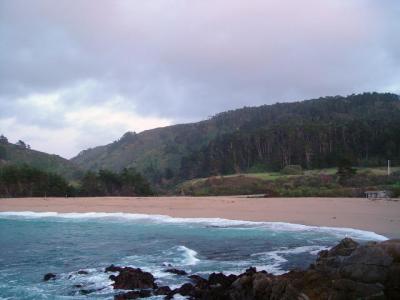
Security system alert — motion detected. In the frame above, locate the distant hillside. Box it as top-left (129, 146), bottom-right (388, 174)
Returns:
top-left (0, 140), bottom-right (82, 180)
top-left (71, 93), bottom-right (400, 183)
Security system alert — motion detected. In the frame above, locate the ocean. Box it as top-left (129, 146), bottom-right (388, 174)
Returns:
top-left (0, 212), bottom-right (387, 299)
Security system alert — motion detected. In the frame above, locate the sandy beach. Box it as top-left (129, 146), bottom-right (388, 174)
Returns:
top-left (0, 196), bottom-right (399, 238)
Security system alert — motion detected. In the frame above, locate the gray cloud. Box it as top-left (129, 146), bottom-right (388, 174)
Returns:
top-left (0, 0), bottom-right (399, 157)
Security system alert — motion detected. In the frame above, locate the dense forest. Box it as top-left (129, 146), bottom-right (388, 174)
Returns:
top-left (0, 165), bottom-right (153, 198)
top-left (0, 135), bottom-right (81, 180)
top-left (72, 93), bottom-right (400, 184)
top-left (179, 93), bottom-right (400, 179)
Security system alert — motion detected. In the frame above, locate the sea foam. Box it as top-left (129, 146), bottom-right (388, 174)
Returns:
top-left (0, 211), bottom-right (388, 241)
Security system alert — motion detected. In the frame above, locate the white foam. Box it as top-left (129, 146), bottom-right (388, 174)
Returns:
top-left (176, 246), bottom-right (200, 265)
top-left (251, 245), bottom-right (331, 275)
top-left (0, 211), bottom-right (388, 241)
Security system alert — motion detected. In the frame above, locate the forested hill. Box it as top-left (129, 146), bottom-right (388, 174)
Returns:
top-left (0, 138), bottom-right (82, 180)
top-left (71, 93), bottom-right (400, 183)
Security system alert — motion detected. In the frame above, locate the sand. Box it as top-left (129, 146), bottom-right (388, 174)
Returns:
top-left (0, 196), bottom-right (399, 238)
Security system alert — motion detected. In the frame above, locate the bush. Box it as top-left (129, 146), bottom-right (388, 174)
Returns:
top-left (281, 165), bottom-right (303, 175)
top-left (390, 183), bottom-right (400, 197)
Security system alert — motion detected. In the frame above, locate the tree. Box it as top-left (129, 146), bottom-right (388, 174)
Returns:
top-left (0, 135), bottom-right (8, 144)
top-left (336, 158), bottom-right (357, 185)
top-left (16, 140), bottom-right (27, 149)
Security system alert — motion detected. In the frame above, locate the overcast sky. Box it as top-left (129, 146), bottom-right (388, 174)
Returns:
top-left (1, 0), bottom-right (399, 158)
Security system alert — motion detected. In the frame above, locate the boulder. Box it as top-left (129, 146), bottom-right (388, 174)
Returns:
top-left (164, 268), bottom-right (187, 275)
top-left (111, 267), bottom-right (157, 290)
top-left (43, 273), bottom-right (56, 281)
top-left (154, 286), bottom-right (171, 295)
top-left (105, 264), bottom-right (124, 273)
top-left (339, 243), bottom-right (393, 283)
top-left (114, 290), bottom-right (152, 300)
top-left (208, 272), bottom-right (238, 288)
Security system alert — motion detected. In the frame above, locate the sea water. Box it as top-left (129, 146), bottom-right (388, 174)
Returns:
top-left (0, 212), bottom-right (387, 299)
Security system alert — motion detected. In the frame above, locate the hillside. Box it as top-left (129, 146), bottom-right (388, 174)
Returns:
top-left (71, 92), bottom-right (400, 184)
top-left (0, 140), bottom-right (82, 180)
top-left (178, 167), bottom-right (400, 197)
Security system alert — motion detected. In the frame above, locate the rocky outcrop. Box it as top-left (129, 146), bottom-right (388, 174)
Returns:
top-left (78, 238), bottom-right (400, 299)
top-left (164, 268), bottom-right (188, 276)
top-left (43, 273), bottom-right (56, 281)
top-left (107, 266), bottom-right (157, 290)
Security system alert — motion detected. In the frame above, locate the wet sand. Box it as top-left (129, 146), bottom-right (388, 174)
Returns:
top-left (0, 196), bottom-right (399, 238)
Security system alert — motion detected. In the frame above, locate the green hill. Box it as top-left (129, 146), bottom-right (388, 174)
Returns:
top-left (71, 92), bottom-right (400, 184)
top-left (0, 140), bottom-right (82, 180)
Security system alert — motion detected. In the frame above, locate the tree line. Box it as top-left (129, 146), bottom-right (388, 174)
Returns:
top-left (0, 164), bottom-right (153, 198)
top-left (178, 93), bottom-right (400, 179)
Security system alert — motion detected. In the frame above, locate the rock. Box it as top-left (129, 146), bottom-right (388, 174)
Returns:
top-left (328, 237), bottom-right (359, 257)
top-left (176, 283), bottom-right (194, 296)
top-left (104, 238), bottom-right (400, 300)
top-left (105, 264), bottom-right (124, 273)
top-left (385, 263), bottom-right (400, 299)
top-left (339, 243), bottom-right (393, 283)
top-left (164, 268), bottom-right (187, 275)
top-left (208, 272), bottom-right (237, 288)
top-left (43, 273), bottom-right (56, 281)
top-left (77, 270), bottom-right (89, 275)
top-left (154, 286), bottom-right (171, 295)
top-left (111, 267), bottom-right (157, 290)
top-left (331, 278), bottom-right (385, 299)
top-left (379, 239), bottom-right (400, 262)
top-left (114, 290), bottom-right (152, 299)
top-left (188, 274), bottom-right (208, 288)
top-left (79, 289), bottom-right (97, 295)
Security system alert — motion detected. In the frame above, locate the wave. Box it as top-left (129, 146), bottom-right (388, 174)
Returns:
top-left (176, 246), bottom-right (200, 265)
top-left (251, 245), bottom-right (331, 274)
top-left (0, 211), bottom-right (388, 241)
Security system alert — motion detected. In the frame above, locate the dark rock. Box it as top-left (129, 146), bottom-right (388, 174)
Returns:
top-left (164, 268), bottom-right (187, 275)
top-left (114, 290), bottom-right (152, 300)
top-left (77, 270), bottom-right (89, 275)
top-left (154, 286), bottom-right (171, 295)
top-left (339, 244), bottom-right (393, 283)
top-left (177, 283), bottom-right (194, 296)
top-left (384, 263), bottom-right (400, 298)
top-left (188, 274), bottom-right (208, 288)
top-left (43, 273), bottom-right (56, 281)
top-left (106, 238), bottom-right (400, 300)
top-left (111, 267), bottom-right (157, 290)
top-left (331, 278), bottom-right (385, 298)
top-left (379, 239), bottom-right (400, 262)
top-left (105, 264), bottom-right (124, 273)
top-left (328, 237), bottom-right (359, 257)
top-left (79, 289), bottom-right (97, 295)
top-left (73, 284), bottom-right (83, 288)
top-left (208, 272), bottom-right (238, 288)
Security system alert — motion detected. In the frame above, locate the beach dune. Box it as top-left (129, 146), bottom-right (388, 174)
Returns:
top-left (0, 196), bottom-right (399, 238)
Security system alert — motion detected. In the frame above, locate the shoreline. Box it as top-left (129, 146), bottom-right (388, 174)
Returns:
top-left (0, 196), bottom-right (399, 238)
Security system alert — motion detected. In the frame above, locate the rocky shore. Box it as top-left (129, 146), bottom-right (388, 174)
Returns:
top-left (44, 238), bottom-right (400, 299)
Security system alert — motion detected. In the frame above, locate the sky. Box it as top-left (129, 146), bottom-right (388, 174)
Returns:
top-left (0, 0), bottom-right (399, 158)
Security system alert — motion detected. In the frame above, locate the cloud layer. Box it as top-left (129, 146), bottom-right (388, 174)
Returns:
top-left (0, 0), bottom-right (399, 158)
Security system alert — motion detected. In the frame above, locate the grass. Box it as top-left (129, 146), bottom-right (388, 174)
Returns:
top-left (177, 166), bottom-right (400, 197)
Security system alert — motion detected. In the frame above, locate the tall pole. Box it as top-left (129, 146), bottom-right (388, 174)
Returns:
top-left (388, 160), bottom-right (391, 176)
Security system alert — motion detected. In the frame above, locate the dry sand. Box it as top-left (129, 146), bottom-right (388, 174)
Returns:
top-left (0, 196), bottom-right (399, 238)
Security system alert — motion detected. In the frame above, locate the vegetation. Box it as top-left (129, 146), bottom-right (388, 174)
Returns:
top-left (0, 165), bottom-right (72, 197)
top-left (0, 137), bottom-right (82, 180)
top-left (71, 93), bottom-right (400, 186)
top-left (0, 165), bottom-right (153, 198)
top-left (178, 167), bottom-right (400, 197)
top-left (79, 168), bottom-right (153, 196)
top-left (281, 165), bottom-right (303, 175)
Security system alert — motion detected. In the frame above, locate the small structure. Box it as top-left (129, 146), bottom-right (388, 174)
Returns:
top-left (365, 190), bottom-right (391, 200)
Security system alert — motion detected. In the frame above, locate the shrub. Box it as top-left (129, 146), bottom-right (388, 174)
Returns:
top-left (281, 165), bottom-right (303, 175)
